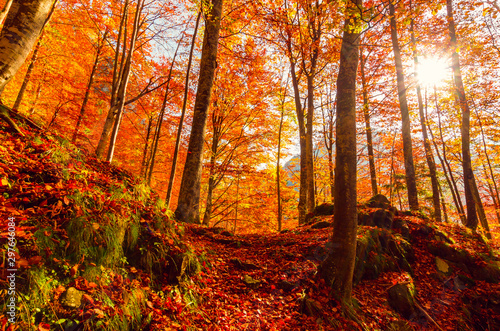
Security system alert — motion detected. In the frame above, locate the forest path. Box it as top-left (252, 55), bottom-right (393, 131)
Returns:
top-left (183, 225), bottom-right (334, 330)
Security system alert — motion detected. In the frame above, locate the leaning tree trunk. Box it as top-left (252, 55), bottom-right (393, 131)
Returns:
top-left (175, 0), bottom-right (223, 223)
top-left (0, 0), bottom-right (55, 94)
top-left (389, 1), bottom-right (419, 210)
top-left (0, 0), bottom-right (56, 133)
top-left (318, 0), bottom-right (361, 304)
top-left (165, 10), bottom-right (201, 206)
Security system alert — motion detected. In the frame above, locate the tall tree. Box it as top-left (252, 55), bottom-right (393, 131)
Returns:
top-left (319, 0), bottom-right (362, 303)
top-left (447, 0), bottom-right (483, 231)
top-left (175, 0), bottom-right (223, 223)
top-left (388, 0), bottom-right (419, 210)
top-left (410, 15), bottom-right (441, 221)
top-left (165, 10), bottom-right (201, 207)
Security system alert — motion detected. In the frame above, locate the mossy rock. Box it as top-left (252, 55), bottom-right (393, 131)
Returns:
top-left (242, 274), bottom-right (261, 289)
top-left (311, 220), bottom-right (332, 229)
top-left (60, 287), bottom-right (84, 308)
top-left (367, 194), bottom-right (391, 209)
top-left (387, 281), bottom-right (417, 319)
top-left (354, 228), bottom-right (413, 284)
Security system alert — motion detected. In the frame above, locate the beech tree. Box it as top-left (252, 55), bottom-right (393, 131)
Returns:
top-left (319, 0), bottom-right (362, 303)
top-left (175, 0), bottom-right (223, 223)
top-left (388, 0), bottom-right (418, 210)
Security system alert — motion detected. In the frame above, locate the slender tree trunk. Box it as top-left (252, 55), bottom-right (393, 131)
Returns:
top-left (277, 101), bottom-right (285, 232)
top-left (165, 10), bottom-right (201, 206)
top-left (474, 106), bottom-right (500, 223)
top-left (447, 0), bottom-right (482, 230)
top-left (140, 116), bottom-right (153, 178)
top-left (319, 0), bottom-right (361, 303)
top-left (411, 19), bottom-right (441, 221)
top-left (202, 114), bottom-right (222, 226)
top-left (289, 54), bottom-right (308, 224)
top-left (95, 0), bottom-right (129, 159)
top-left (106, 0), bottom-right (144, 162)
top-left (360, 48), bottom-right (378, 196)
top-left (147, 34), bottom-right (183, 187)
top-left (429, 88), bottom-right (466, 223)
top-left (321, 92), bottom-right (335, 201)
top-left (72, 31), bottom-right (107, 144)
top-left (12, 32), bottom-right (43, 112)
top-left (389, 1), bottom-right (419, 210)
top-left (175, 0), bottom-right (223, 223)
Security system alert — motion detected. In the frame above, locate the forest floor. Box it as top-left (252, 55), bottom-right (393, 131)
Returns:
top-left (1, 122), bottom-right (499, 331)
top-left (172, 218), bottom-right (499, 331)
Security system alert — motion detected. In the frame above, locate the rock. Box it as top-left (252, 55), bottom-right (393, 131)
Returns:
top-left (436, 256), bottom-right (452, 276)
top-left (388, 282), bottom-right (417, 319)
top-left (313, 203), bottom-right (334, 216)
top-left (392, 218), bottom-right (410, 241)
top-left (471, 261), bottom-right (500, 283)
top-left (373, 208), bottom-right (394, 229)
top-left (461, 287), bottom-right (500, 330)
top-left (60, 287), bottom-right (84, 308)
top-left (242, 274), bottom-right (261, 289)
top-left (311, 221), bottom-right (332, 229)
top-left (230, 258), bottom-right (260, 271)
top-left (367, 194), bottom-right (391, 209)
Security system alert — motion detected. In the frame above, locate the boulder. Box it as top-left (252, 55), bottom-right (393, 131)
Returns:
top-left (313, 202), bottom-right (334, 216)
top-left (373, 208), bottom-right (394, 229)
top-left (311, 221), bottom-right (332, 229)
top-left (60, 287), bottom-right (84, 308)
top-left (388, 281), bottom-right (417, 319)
top-left (367, 194), bottom-right (391, 209)
top-left (242, 274), bottom-right (261, 289)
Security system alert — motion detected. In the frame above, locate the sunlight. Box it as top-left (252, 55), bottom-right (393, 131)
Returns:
top-left (416, 57), bottom-right (449, 87)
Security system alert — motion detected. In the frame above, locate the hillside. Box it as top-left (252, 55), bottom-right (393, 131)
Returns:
top-left (1, 123), bottom-right (500, 330)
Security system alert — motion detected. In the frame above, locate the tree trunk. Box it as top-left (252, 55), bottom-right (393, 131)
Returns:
top-left (277, 95), bottom-right (286, 232)
top-left (305, 72), bottom-right (316, 215)
top-left (447, 0), bottom-right (479, 230)
top-left (410, 20), bottom-right (441, 221)
top-left (0, 0), bottom-right (55, 94)
top-left (12, 32), bottom-right (43, 112)
top-left (429, 87), bottom-right (466, 223)
top-left (72, 30), bottom-right (107, 144)
top-left (389, 1), bottom-right (419, 210)
top-left (175, 0), bottom-right (223, 223)
top-left (360, 48), bottom-right (378, 196)
top-left (140, 115), bottom-right (153, 178)
top-left (165, 10), bottom-right (201, 206)
top-left (106, 0), bottom-right (144, 162)
top-left (0, 0), bottom-right (13, 26)
top-left (321, 91), bottom-right (335, 201)
top-left (318, 0), bottom-right (361, 303)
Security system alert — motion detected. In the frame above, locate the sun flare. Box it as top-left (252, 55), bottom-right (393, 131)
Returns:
top-left (417, 57), bottom-right (449, 87)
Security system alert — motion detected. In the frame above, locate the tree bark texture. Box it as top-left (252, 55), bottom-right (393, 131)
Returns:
top-left (0, 0), bottom-right (55, 95)
top-left (318, 0), bottom-right (361, 303)
top-left (389, 1), bottom-right (419, 210)
top-left (175, 0), bottom-right (223, 223)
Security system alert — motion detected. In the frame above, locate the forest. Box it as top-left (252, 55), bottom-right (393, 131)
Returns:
top-left (1, 0), bottom-right (500, 330)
